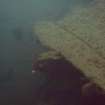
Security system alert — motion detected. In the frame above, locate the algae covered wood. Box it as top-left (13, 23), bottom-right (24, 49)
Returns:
top-left (34, 0), bottom-right (105, 90)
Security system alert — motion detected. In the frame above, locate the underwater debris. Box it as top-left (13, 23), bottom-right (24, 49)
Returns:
top-left (34, 0), bottom-right (105, 90)
top-left (32, 50), bottom-right (87, 105)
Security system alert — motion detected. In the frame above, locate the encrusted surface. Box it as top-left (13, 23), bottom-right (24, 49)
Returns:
top-left (34, 0), bottom-right (105, 90)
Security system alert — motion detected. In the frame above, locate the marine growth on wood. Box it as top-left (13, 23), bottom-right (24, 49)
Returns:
top-left (33, 0), bottom-right (105, 90)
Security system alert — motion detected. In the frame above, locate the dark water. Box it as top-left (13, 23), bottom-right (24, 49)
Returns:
top-left (0, 0), bottom-right (94, 104)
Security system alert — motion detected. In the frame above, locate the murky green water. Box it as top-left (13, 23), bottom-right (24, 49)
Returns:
top-left (0, 0), bottom-right (94, 104)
